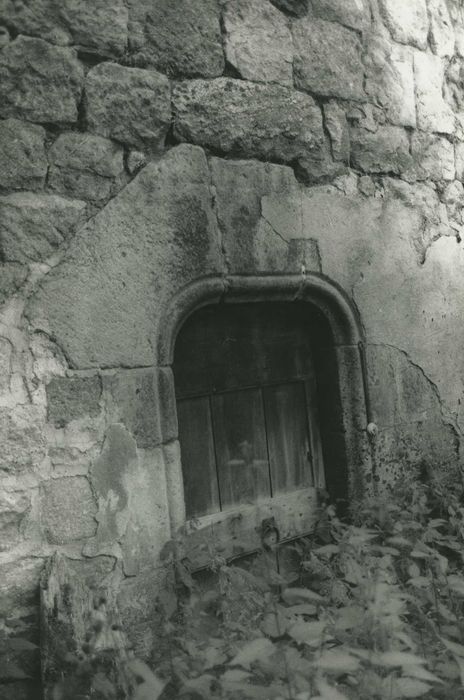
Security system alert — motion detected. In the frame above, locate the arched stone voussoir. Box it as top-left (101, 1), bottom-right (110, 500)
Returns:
top-left (26, 144), bottom-right (225, 370)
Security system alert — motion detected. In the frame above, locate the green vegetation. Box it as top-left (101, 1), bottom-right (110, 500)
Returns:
top-left (10, 474), bottom-right (464, 699)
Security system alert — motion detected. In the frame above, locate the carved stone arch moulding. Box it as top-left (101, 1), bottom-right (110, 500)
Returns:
top-left (159, 273), bottom-right (373, 542)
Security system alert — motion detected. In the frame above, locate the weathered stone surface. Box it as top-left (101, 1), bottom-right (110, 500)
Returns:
top-left (48, 132), bottom-right (125, 204)
top-left (367, 344), bottom-right (444, 426)
top-left (128, 0), bottom-right (224, 78)
top-left (323, 101), bottom-right (350, 162)
top-left (309, 0), bottom-right (368, 30)
top-left (0, 0), bottom-right (128, 56)
top-left (414, 50), bottom-right (455, 133)
top-left (0, 491), bottom-right (30, 548)
top-left (0, 405), bottom-right (47, 474)
top-left (350, 126), bottom-right (412, 174)
top-left (428, 0), bottom-right (455, 57)
top-left (270, 0), bottom-right (308, 16)
top-left (0, 36), bottom-right (83, 123)
top-left (103, 368), bottom-right (173, 448)
top-left (86, 425), bottom-right (170, 571)
top-left (0, 263), bottom-right (28, 304)
top-left (365, 39), bottom-right (416, 127)
top-left (223, 0), bottom-right (293, 86)
top-left (173, 78), bottom-right (324, 168)
top-left (211, 157), bottom-right (307, 273)
top-left (40, 476), bottom-right (97, 543)
top-left (0, 119), bottom-right (47, 191)
top-left (384, 178), bottom-right (450, 262)
top-left (292, 16), bottom-right (364, 99)
top-left (0, 193), bottom-right (86, 263)
top-left (455, 141), bottom-right (464, 181)
top-left (46, 375), bottom-right (102, 427)
top-left (0, 558), bottom-right (44, 617)
top-left (376, 420), bottom-right (459, 488)
top-left (405, 132), bottom-right (455, 182)
top-left (85, 62), bottom-right (171, 150)
top-left (27, 145), bottom-right (223, 367)
top-left (378, 0), bottom-right (429, 49)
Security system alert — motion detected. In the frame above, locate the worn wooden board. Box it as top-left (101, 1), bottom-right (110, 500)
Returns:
top-left (263, 382), bottom-right (312, 494)
top-left (211, 388), bottom-right (270, 508)
top-left (183, 487), bottom-right (320, 570)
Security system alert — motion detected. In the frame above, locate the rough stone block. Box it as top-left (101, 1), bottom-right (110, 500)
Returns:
top-left (173, 78), bottom-right (324, 166)
top-left (309, 0), bottom-right (369, 30)
top-left (40, 476), bottom-right (97, 544)
top-left (0, 36), bottom-right (84, 123)
top-left (103, 368), bottom-right (177, 448)
top-left (223, 0), bottom-right (293, 86)
top-left (0, 0), bottom-right (128, 57)
top-left (210, 157), bottom-right (298, 273)
top-left (428, 0), bottom-right (455, 57)
top-left (48, 132), bottom-right (125, 204)
top-left (27, 145), bottom-right (223, 368)
top-left (365, 39), bottom-right (416, 128)
top-left (292, 16), bottom-right (364, 99)
top-left (405, 132), bottom-right (455, 182)
top-left (0, 192), bottom-right (86, 264)
top-left (0, 119), bottom-right (47, 191)
top-left (378, 0), bottom-right (429, 49)
top-left (128, 0), bottom-right (224, 78)
top-left (350, 126), bottom-right (412, 174)
top-left (0, 405), bottom-right (47, 474)
top-left (46, 375), bottom-right (102, 426)
top-left (414, 50), bottom-right (455, 133)
top-left (0, 263), bottom-right (28, 305)
top-left (455, 141), bottom-right (464, 181)
top-left (0, 491), bottom-right (30, 549)
top-left (85, 62), bottom-right (171, 150)
top-left (384, 178), bottom-right (449, 262)
top-left (103, 369), bottom-right (161, 447)
top-left (323, 101), bottom-right (350, 162)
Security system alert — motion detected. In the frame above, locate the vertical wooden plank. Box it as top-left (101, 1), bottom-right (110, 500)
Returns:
top-left (177, 397), bottom-right (220, 519)
top-left (263, 382), bottom-right (313, 495)
top-left (304, 377), bottom-right (326, 489)
top-left (211, 389), bottom-right (271, 509)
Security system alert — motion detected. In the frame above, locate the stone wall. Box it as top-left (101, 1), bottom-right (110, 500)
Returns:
top-left (1, 0), bottom-right (464, 696)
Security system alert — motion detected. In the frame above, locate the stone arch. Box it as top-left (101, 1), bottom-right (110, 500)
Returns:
top-left (159, 273), bottom-right (372, 535)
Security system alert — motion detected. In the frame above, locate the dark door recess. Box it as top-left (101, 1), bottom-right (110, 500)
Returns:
top-left (173, 302), bottom-right (326, 568)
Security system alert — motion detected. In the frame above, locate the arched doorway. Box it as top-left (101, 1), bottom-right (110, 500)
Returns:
top-left (159, 275), bottom-right (370, 569)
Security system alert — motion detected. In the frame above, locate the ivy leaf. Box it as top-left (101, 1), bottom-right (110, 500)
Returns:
top-left (316, 677), bottom-right (349, 700)
top-left (374, 651), bottom-right (426, 668)
top-left (405, 666), bottom-right (443, 684)
top-left (407, 577), bottom-right (431, 589)
top-left (288, 621), bottom-right (330, 647)
top-left (8, 638), bottom-right (37, 651)
top-left (221, 669), bottom-right (251, 682)
top-left (394, 678), bottom-right (432, 697)
top-left (229, 638), bottom-right (275, 669)
top-left (334, 606), bottom-right (364, 631)
top-left (128, 659), bottom-right (165, 700)
top-left (284, 603), bottom-right (317, 617)
top-left (282, 587), bottom-right (324, 605)
top-left (314, 650), bottom-right (360, 673)
top-left (447, 575), bottom-right (464, 597)
top-left (180, 674), bottom-right (215, 697)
